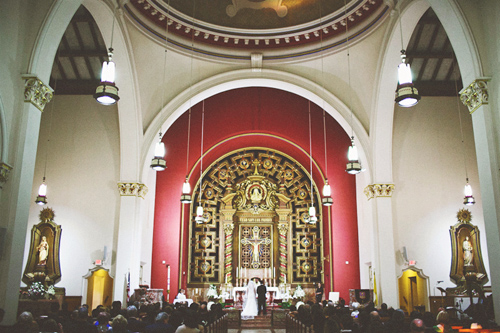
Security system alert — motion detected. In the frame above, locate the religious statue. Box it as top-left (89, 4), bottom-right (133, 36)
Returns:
top-left (37, 236), bottom-right (49, 265)
top-left (241, 226), bottom-right (271, 267)
top-left (250, 187), bottom-right (262, 202)
top-left (463, 236), bottom-right (473, 266)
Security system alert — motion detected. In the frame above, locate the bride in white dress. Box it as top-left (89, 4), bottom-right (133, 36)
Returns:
top-left (241, 279), bottom-right (258, 320)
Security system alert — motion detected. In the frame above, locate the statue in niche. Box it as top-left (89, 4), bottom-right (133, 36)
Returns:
top-left (251, 187), bottom-right (263, 202)
top-left (37, 236), bottom-right (49, 265)
top-left (463, 236), bottom-right (473, 266)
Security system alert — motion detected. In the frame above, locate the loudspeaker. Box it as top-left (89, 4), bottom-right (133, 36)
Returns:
top-left (402, 246), bottom-right (408, 263)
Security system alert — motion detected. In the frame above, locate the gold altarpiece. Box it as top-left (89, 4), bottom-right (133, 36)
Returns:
top-left (187, 148), bottom-right (323, 287)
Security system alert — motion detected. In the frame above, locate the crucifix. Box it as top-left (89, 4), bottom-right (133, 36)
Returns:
top-left (241, 226), bottom-right (271, 267)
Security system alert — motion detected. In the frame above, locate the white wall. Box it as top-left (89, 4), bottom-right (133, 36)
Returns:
top-left (392, 96), bottom-right (488, 297)
top-left (24, 95), bottom-right (120, 297)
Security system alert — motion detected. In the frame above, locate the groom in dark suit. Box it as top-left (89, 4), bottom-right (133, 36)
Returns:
top-left (257, 279), bottom-right (267, 316)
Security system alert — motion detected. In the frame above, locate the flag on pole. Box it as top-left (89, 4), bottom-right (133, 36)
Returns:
top-left (126, 271), bottom-right (130, 303)
top-left (373, 270), bottom-right (378, 306)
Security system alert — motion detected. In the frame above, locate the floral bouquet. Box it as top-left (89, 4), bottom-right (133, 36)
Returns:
top-left (28, 282), bottom-right (46, 300)
top-left (206, 284), bottom-right (220, 300)
top-left (293, 285), bottom-right (305, 299)
top-left (46, 285), bottom-right (56, 299)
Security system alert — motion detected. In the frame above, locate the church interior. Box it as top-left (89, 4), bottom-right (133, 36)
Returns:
top-left (1, 0), bottom-right (500, 329)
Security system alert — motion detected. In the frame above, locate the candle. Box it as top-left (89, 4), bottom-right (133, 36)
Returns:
top-left (273, 267), bottom-right (276, 278)
top-left (237, 267), bottom-right (239, 278)
top-left (284, 274), bottom-right (286, 284)
top-left (225, 273), bottom-right (227, 284)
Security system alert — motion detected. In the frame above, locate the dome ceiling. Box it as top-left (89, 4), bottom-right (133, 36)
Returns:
top-left (125, 0), bottom-right (389, 59)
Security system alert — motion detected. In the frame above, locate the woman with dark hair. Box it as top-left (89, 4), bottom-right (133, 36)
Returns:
top-left (316, 282), bottom-right (324, 303)
top-left (95, 312), bottom-right (111, 333)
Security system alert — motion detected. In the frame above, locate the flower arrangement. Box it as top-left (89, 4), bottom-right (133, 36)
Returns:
top-left (293, 285), bottom-right (305, 298)
top-left (28, 282), bottom-right (46, 300)
top-left (206, 284), bottom-right (220, 300)
top-left (46, 285), bottom-right (55, 299)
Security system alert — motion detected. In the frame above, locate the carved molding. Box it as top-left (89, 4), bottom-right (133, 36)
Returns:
top-left (460, 78), bottom-right (490, 114)
top-left (117, 182), bottom-right (148, 198)
top-left (22, 75), bottom-right (53, 112)
top-left (364, 184), bottom-right (395, 200)
top-left (0, 162), bottom-right (13, 187)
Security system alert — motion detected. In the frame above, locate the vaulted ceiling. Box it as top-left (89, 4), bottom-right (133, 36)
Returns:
top-left (50, 5), bottom-right (460, 97)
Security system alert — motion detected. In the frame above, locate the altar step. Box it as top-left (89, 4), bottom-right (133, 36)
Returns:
top-left (240, 314), bottom-right (272, 329)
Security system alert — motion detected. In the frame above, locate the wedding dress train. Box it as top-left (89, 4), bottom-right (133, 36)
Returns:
top-left (241, 280), bottom-right (258, 320)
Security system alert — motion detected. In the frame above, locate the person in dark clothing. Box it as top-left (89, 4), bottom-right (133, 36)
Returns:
top-left (126, 305), bottom-right (146, 332)
top-left (377, 303), bottom-right (389, 318)
top-left (145, 312), bottom-right (174, 333)
top-left (256, 279), bottom-right (267, 316)
top-left (384, 309), bottom-right (408, 333)
top-left (67, 307), bottom-right (97, 333)
top-left (316, 282), bottom-right (324, 303)
top-left (368, 311), bottom-right (385, 333)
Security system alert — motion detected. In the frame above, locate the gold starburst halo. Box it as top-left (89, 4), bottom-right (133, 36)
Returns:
top-left (39, 207), bottom-right (55, 223)
top-left (457, 208), bottom-right (472, 224)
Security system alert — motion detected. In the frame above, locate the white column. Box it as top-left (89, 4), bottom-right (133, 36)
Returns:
top-left (113, 182), bottom-right (148, 303)
top-left (461, 78), bottom-right (500, 321)
top-left (0, 76), bottom-right (52, 324)
top-left (365, 184), bottom-right (399, 307)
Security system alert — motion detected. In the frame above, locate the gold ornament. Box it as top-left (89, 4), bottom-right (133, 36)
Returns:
top-left (39, 208), bottom-right (55, 223)
top-left (457, 208), bottom-right (472, 224)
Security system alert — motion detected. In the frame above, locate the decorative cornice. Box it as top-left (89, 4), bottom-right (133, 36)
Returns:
top-left (126, 0), bottom-right (385, 52)
top-left (0, 162), bottom-right (13, 187)
top-left (22, 75), bottom-right (53, 112)
top-left (117, 182), bottom-right (149, 198)
top-left (364, 184), bottom-right (395, 200)
top-left (460, 78), bottom-right (490, 114)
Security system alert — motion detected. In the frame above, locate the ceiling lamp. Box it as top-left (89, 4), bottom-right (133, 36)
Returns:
top-left (94, 11), bottom-right (119, 105)
top-left (150, 132), bottom-right (166, 171)
top-left (35, 177), bottom-right (48, 205)
top-left (453, 57), bottom-right (475, 206)
top-left (181, 177), bottom-right (192, 203)
top-left (318, 8), bottom-right (333, 207)
top-left (346, 137), bottom-right (362, 174)
top-left (308, 101), bottom-right (318, 224)
top-left (395, 50), bottom-right (420, 107)
top-left (195, 101), bottom-right (208, 224)
top-left (394, 3), bottom-right (419, 107)
top-left (343, 1), bottom-right (363, 175)
top-left (463, 179), bottom-right (475, 206)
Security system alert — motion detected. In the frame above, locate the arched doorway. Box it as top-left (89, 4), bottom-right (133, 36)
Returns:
top-left (398, 267), bottom-right (430, 315)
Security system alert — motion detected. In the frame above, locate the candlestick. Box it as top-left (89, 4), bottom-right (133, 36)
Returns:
top-left (273, 267), bottom-right (276, 278)
top-left (225, 273), bottom-right (227, 284)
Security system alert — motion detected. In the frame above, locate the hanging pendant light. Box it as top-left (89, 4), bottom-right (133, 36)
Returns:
top-left (150, 132), bottom-right (167, 171)
top-left (342, 1), bottom-right (363, 175)
top-left (195, 101), bottom-right (207, 224)
top-left (94, 9), bottom-right (119, 105)
top-left (395, 50), bottom-right (420, 107)
top-left (35, 177), bottom-right (48, 205)
top-left (463, 179), bottom-right (475, 206)
top-left (307, 101), bottom-right (317, 225)
top-left (346, 137), bottom-right (362, 174)
top-left (181, 177), bottom-right (192, 203)
top-left (322, 180), bottom-right (333, 206)
top-left (394, 3), bottom-right (419, 107)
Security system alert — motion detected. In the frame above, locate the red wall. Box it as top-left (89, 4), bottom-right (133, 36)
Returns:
top-left (151, 87), bottom-right (360, 301)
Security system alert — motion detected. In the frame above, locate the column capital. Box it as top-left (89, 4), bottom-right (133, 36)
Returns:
top-left (0, 162), bottom-right (13, 188)
top-left (460, 78), bottom-right (491, 114)
top-left (22, 75), bottom-right (53, 112)
top-left (364, 184), bottom-right (395, 200)
top-left (117, 182), bottom-right (148, 198)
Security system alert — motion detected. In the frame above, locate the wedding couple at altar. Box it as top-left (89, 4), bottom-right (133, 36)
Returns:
top-left (241, 278), bottom-right (267, 319)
